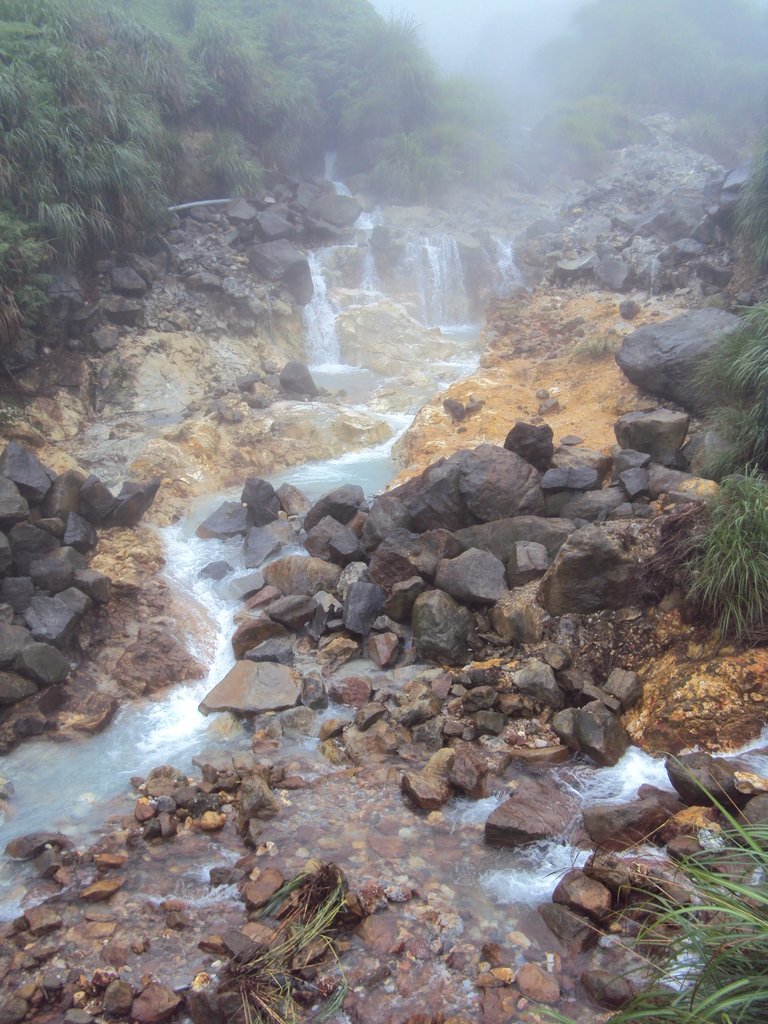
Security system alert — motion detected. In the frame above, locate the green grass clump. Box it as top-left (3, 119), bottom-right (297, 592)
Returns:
top-left (549, 810), bottom-right (768, 1024)
top-left (695, 303), bottom-right (768, 479)
top-left (685, 473), bottom-right (768, 644)
top-left (570, 333), bottom-right (620, 362)
top-left (738, 132), bottom-right (768, 271)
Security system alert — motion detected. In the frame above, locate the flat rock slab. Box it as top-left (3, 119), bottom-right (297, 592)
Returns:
top-left (199, 661), bottom-right (301, 716)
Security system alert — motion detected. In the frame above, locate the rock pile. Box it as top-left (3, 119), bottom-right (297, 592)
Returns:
top-left (0, 441), bottom-right (158, 751)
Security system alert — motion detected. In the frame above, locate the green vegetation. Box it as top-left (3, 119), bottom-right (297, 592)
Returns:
top-left (0, 0), bottom-right (510, 342)
top-left (532, 96), bottom-right (650, 177)
top-left (539, 0), bottom-right (768, 166)
top-left (687, 473), bottom-right (768, 644)
top-left (549, 811), bottom-right (768, 1024)
top-left (569, 331), bottom-right (621, 362)
top-left (738, 132), bottom-right (768, 270)
top-left (696, 303), bottom-right (768, 479)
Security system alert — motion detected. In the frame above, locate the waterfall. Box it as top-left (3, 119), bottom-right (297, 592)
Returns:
top-left (405, 236), bottom-right (470, 328)
top-left (323, 150), bottom-right (352, 197)
top-left (357, 210), bottom-right (383, 296)
top-left (493, 237), bottom-right (526, 296)
top-left (303, 250), bottom-right (342, 368)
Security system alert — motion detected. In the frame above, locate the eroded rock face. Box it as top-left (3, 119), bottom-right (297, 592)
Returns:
top-left (625, 647), bottom-right (768, 753)
top-left (539, 526), bottom-right (637, 616)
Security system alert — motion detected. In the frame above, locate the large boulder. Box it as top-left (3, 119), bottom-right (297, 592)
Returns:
top-left (614, 410), bottom-right (690, 461)
top-left (388, 445), bottom-right (543, 533)
top-left (485, 778), bottom-right (578, 847)
top-left (107, 478), bottom-right (160, 527)
top-left (241, 477), bottom-right (280, 525)
top-left (279, 360), bottom-right (319, 397)
top-left (634, 188), bottom-right (709, 243)
top-left (455, 516), bottom-right (575, 562)
top-left (513, 661), bottom-right (565, 710)
top-left (199, 662), bottom-right (301, 716)
top-left (248, 241), bottom-right (313, 305)
top-left (304, 484), bottom-right (364, 532)
top-left (308, 194), bottom-right (362, 228)
top-left (196, 501), bottom-right (249, 540)
top-left (368, 529), bottom-right (461, 589)
top-left (343, 581), bottom-right (386, 635)
top-left (0, 442), bottom-right (53, 503)
top-left (503, 422), bottom-right (554, 471)
top-left (263, 555), bottom-right (341, 596)
top-left (305, 516), bottom-right (361, 566)
top-left (539, 526), bottom-right (637, 615)
top-left (434, 548), bottom-right (507, 607)
top-left (615, 310), bottom-right (740, 410)
top-left (412, 590), bottom-right (473, 665)
top-left (552, 702), bottom-right (630, 767)
top-left (0, 478), bottom-right (29, 525)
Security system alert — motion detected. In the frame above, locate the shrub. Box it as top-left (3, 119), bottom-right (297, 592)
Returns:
top-left (695, 302), bottom-right (768, 479)
top-left (738, 131), bottom-right (768, 271)
top-left (686, 473), bottom-right (768, 644)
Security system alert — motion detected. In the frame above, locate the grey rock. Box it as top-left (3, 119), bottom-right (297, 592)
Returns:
top-left (245, 638), bottom-right (296, 666)
top-left (23, 596), bottom-right (81, 647)
top-left (278, 360), bottom-right (319, 397)
top-left (539, 525), bottom-right (637, 615)
top-left (0, 577), bottom-right (34, 612)
top-left (107, 478), bottom-right (160, 527)
top-left (604, 668), bottom-right (643, 710)
top-left (275, 482), bottom-right (311, 518)
top-left (30, 556), bottom-right (75, 594)
top-left (196, 501), bottom-right (249, 540)
top-left (0, 478), bottom-right (29, 525)
top-left (308, 194), bottom-right (362, 227)
top-left (72, 569), bottom-right (111, 604)
top-left (248, 241), bottom-right (313, 305)
top-left (78, 475), bottom-right (117, 525)
top-left (615, 410), bottom-right (690, 461)
top-left (382, 576), bottom-right (425, 621)
top-left (241, 477), bottom-right (280, 526)
top-left (503, 422), bottom-right (554, 471)
top-left (267, 595), bottom-right (315, 631)
top-left (485, 778), bottom-right (578, 847)
top-left (513, 661), bottom-right (565, 709)
top-left (200, 662), bottom-right (301, 716)
top-left (111, 265), bottom-right (147, 297)
top-left (412, 590), bottom-right (473, 666)
top-left (619, 468), bottom-right (650, 500)
top-left (434, 548), bottom-right (507, 606)
top-left (506, 541), bottom-right (549, 588)
top-left (63, 511), bottom-right (97, 553)
top-left (243, 526), bottom-right (282, 569)
top-left (0, 670), bottom-right (37, 705)
top-left (305, 516), bottom-right (361, 566)
top-left (616, 309), bottom-right (740, 410)
top-left (14, 642), bottom-right (70, 685)
top-left (304, 484), bottom-right (364, 531)
top-left (0, 623), bottom-right (33, 667)
top-left (541, 466), bottom-right (600, 493)
top-left (343, 581), bottom-right (386, 636)
top-left (0, 442), bottom-right (53, 503)
top-left (8, 523), bottom-right (59, 574)
top-left (553, 701), bottom-right (629, 767)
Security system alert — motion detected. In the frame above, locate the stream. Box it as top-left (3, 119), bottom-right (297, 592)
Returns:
top-left (2, 207), bottom-right (767, 1020)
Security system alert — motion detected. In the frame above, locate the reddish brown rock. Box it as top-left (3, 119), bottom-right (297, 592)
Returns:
top-left (552, 869), bottom-right (612, 922)
top-left (328, 675), bottom-right (372, 708)
top-left (79, 877), bottom-right (125, 902)
top-left (367, 632), bottom-right (400, 668)
top-left (516, 962), bottom-right (560, 1004)
top-left (485, 778), bottom-right (578, 848)
top-left (131, 983), bottom-right (182, 1024)
top-left (199, 661), bottom-right (300, 716)
top-left (242, 867), bottom-right (285, 910)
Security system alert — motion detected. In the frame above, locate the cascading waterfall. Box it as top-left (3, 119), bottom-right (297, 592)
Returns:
top-left (303, 250), bottom-right (342, 368)
top-left (405, 235), bottom-right (470, 328)
top-left (357, 210), bottom-right (383, 296)
top-left (493, 236), bottom-right (526, 296)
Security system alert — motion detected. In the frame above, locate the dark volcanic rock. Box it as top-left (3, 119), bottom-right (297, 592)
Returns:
top-left (412, 590), bottom-right (473, 665)
top-left (248, 241), bottom-right (313, 305)
top-left (582, 797), bottom-right (680, 850)
top-left (278, 360), bottom-right (319, 397)
top-left (455, 516), bottom-right (575, 562)
top-left (196, 501), bottom-right (249, 540)
top-left (343, 581), bottom-right (386, 636)
top-left (513, 661), bottom-right (565, 710)
top-left (388, 444), bottom-right (543, 533)
top-left (305, 516), bottom-right (362, 566)
top-left (665, 751), bottom-right (747, 807)
top-left (23, 596), bottom-right (81, 647)
top-left (241, 477), bottom-right (280, 525)
top-left (0, 442), bottom-right (53, 503)
top-left (14, 642), bottom-right (70, 685)
top-left (79, 475), bottom-right (118, 525)
top-left (503, 422), bottom-right (554, 471)
top-left (553, 701), bottom-right (629, 767)
top-left (614, 410), bottom-right (690, 461)
top-left (304, 484), bottom-right (364, 531)
top-left (243, 526), bottom-right (282, 569)
top-left (63, 511), bottom-right (98, 553)
top-left (539, 526), bottom-right (637, 615)
top-left (616, 309), bottom-right (740, 410)
top-left (0, 670), bottom-right (37, 705)
top-left (107, 478), bottom-right (160, 527)
top-left (8, 523), bottom-right (59, 574)
top-left (434, 548), bottom-right (507, 606)
top-left (368, 529), bottom-right (462, 589)
top-left (0, 478), bottom-right (29, 525)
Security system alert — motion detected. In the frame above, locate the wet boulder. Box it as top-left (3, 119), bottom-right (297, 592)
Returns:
top-left (243, 526), bottom-right (282, 569)
top-left (582, 796), bottom-right (681, 851)
top-left (485, 778), bottom-right (578, 847)
top-left (266, 595), bottom-right (315, 632)
top-left (241, 477), bottom-right (280, 525)
top-left (503, 422), bottom-right (554, 471)
top-left (78, 475), bottom-right (118, 526)
top-left (434, 548), bottom-right (507, 606)
top-left (614, 410), bottom-right (690, 462)
top-left (412, 590), bottom-right (473, 666)
top-left (0, 442), bottom-right (53, 503)
top-left (552, 869), bottom-right (612, 922)
top-left (539, 526), bottom-right (637, 615)
top-left (231, 613), bottom-right (288, 659)
top-left (196, 501), bottom-right (249, 540)
top-left (382, 576), bottom-right (425, 621)
top-left (304, 484), bottom-right (364, 531)
top-left (278, 359), bottom-right (319, 397)
top-left (665, 751), bottom-right (747, 807)
top-left (308, 193), bottom-right (362, 228)
top-left (275, 481), bottom-right (311, 518)
top-left (553, 701), bottom-right (629, 767)
top-left (200, 661), bottom-right (301, 716)
top-left (14, 642), bottom-right (70, 685)
top-left (616, 309), bottom-right (740, 411)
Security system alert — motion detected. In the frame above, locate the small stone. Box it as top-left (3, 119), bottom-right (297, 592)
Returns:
top-left (515, 963), bottom-right (560, 1004)
top-left (79, 878), bottom-right (124, 901)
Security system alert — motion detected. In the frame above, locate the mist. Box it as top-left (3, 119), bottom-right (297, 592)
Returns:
top-left (369, 0), bottom-right (582, 74)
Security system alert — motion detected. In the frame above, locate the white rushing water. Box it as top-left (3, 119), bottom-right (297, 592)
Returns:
top-left (405, 235), bottom-right (471, 328)
top-left (492, 236), bottom-right (526, 296)
top-left (303, 249), bottom-right (342, 368)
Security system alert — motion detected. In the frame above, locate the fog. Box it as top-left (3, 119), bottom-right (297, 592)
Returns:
top-left (369, 0), bottom-right (582, 73)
